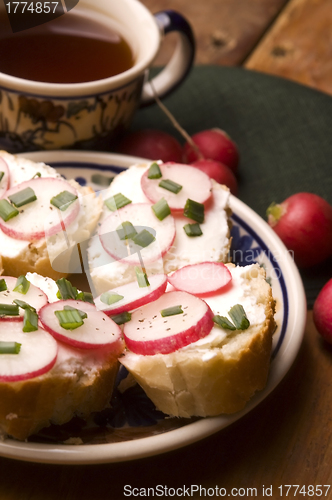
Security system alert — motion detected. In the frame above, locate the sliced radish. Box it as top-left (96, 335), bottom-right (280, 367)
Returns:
top-left (0, 157), bottom-right (10, 199)
top-left (94, 274), bottom-right (168, 315)
top-left (141, 163), bottom-right (212, 212)
top-left (167, 262), bottom-right (232, 295)
top-left (99, 203), bottom-right (176, 265)
top-left (39, 299), bottom-right (123, 350)
top-left (123, 291), bottom-right (214, 355)
top-left (0, 322), bottom-right (58, 382)
top-left (0, 177), bottom-right (79, 241)
top-left (0, 276), bottom-right (48, 321)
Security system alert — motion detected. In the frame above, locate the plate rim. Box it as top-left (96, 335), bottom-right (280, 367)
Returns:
top-left (0, 150), bottom-right (306, 464)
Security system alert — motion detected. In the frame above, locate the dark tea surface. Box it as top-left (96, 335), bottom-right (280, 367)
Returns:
top-left (0, 9), bottom-right (134, 83)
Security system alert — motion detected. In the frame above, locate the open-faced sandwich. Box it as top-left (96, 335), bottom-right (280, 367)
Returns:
top-left (0, 154), bottom-right (276, 441)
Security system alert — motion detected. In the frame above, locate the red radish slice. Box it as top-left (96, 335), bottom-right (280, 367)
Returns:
top-left (95, 274), bottom-right (168, 315)
top-left (0, 322), bottom-right (58, 382)
top-left (0, 157), bottom-right (10, 199)
top-left (39, 300), bottom-right (123, 350)
top-left (0, 276), bottom-right (48, 321)
top-left (123, 291), bottom-right (214, 355)
top-left (99, 203), bottom-right (175, 265)
top-left (0, 177), bottom-right (79, 241)
top-left (141, 163), bottom-right (212, 212)
top-left (167, 262), bottom-right (232, 295)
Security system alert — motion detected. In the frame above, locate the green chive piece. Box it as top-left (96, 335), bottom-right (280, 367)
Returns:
top-left (13, 275), bottom-right (30, 295)
top-left (161, 305), bottom-right (183, 317)
top-left (0, 279), bottom-right (7, 292)
top-left (0, 341), bottom-right (21, 354)
top-left (213, 315), bottom-right (236, 331)
top-left (135, 266), bottom-right (150, 287)
top-left (54, 308), bottom-right (85, 330)
top-left (8, 187), bottom-right (37, 208)
top-left (104, 193), bottom-right (131, 211)
top-left (100, 292), bottom-right (124, 306)
top-left (111, 311), bottom-right (131, 325)
top-left (116, 221), bottom-right (137, 240)
top-left (0, 199), bottom-right (19, 221)
top-left (76, 291), bottom-right (94, 304)
top-left (159, 179), bottom-right (182, 194)
top-left (56, 278), bottom-right (78, 300)
top-left (147, 162), bottom-right (162, 179)
top-left (183, 222), bottom-right (203, 237)
top-left (228, 304), bottom-right (250, 330)
top-left (50, 190), bottom-right (78, 211)
top-left (32, 172), bottom-right (41, 179)
top-left (0, 171), bottom-right (4, 183)
top-left (152, 198), bottom-right (171, 221)
top-left (132, 229), bottom-right (155, 248)
top-left (13, 299), bottom-right (36, 312)
top-left (91, 173), bottom-right (113, 187)
top-left (63, 305), bottom-right (87, 320)
top-left (183, 198), bottom-right (205, 223)
top-left (23, 308), bottom-right (39, 332)
top-left (0, 303), bottom-right (20, 317)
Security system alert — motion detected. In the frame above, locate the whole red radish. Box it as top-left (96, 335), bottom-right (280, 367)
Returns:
top-left (117, 129), bottom-right (182, 163)
top-left (313, 279), bottom-right (332, 344)
top-left (191, 159), bottom-right (238, 195)
top-left (183, 128), bottom-right (239, 173)
top-left (267, 192), bottom-right (332, 268)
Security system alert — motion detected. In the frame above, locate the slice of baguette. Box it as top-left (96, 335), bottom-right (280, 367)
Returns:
top-left (0, 151), bottom-right (102, 280)
top-left (120, 264), bottom-right (276, 417)
top-left (0, 341), bottom-right (123, 441)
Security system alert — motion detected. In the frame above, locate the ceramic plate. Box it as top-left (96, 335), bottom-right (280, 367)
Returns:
top-left (0, 151), bottom-right (306, 464)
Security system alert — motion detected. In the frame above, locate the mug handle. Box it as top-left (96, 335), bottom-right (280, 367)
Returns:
top-left (140, 10), bottom-right (195, 106)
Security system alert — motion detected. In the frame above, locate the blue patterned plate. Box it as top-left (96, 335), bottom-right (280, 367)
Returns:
top-left (0, 151), bottom-right (306, 464)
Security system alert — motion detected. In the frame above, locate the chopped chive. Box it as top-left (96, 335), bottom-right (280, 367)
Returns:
top-left (116, 221), bottom-right (137, 240)
top-left (0, 303), bottom-right (20, 317)
top-left (54, 308), bottom-right (85, 330)
top-left (13, 275), bottom-right (30, 295)
top-left (147, 162), bottom-right (162, 179)
top-left (0, 279), bottom-right (7, 292)
top-left (104, 193), bottom-right (131, 211)
top-left (0, 341), bottom-right (21, 354)
top-left (23, 308), bottom-right (39, 332)
top-left (32, 172), bottom-right (41, 179)
top-left (91, 173), bottom-right (113, 186)
top-left (160, 305), bottom-right (183, 317)
top-left (213, 315), bottom-right (236, 331)
top-left (0, 171), bottom-right (4, 183)
top-left (152, 198), bottom-right (171, 221)
top-left (183, 222), bottom-right (203, 237)
top-left (50, 190), bottom-right (78, 211)
top-left (56, 278), bottom-right (78, 300)
top-left (63, 305), bottom-right (87, 320)
top-left (8, 187), bottom-right (37, 207)
top-left (159, 179), bottom-right (182, 194)
top-left (100, 291), bottom-right (124, 306)
top-left (135, 266), bottom-right (150, 287)
top-left (228, 304), bottom-right (250, 330)
top-left (0, 199), bottom-right (19, 221)
top-left (13, 299), bottom-right (36, 312)
top-left (111, 311), bottom-right (131, 325)
top-left (132, 229), bottom-right (155, 248)
top-left (183, 198), bottom-right (205, 223)
top-left (76, 291), bottom-right (94, 304)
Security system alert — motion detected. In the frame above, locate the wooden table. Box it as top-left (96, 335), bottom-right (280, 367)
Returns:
top-left (1, 1), bottom-right (332, 497)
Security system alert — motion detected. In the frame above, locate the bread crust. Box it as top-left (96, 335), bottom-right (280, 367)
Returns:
top-left (121, 264), bottom-right (276, 418)
top-left (0, 343), bottom-right (123, 441)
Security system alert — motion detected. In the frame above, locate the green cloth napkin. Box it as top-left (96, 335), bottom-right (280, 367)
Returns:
top-left (132, 66), bottom-right (332, 307)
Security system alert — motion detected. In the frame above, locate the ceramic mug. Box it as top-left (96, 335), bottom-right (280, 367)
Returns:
top-left (0, 0), bottom-right (195, 153)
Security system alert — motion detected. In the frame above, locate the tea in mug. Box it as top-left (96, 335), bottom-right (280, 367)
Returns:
top-left (0, 8), bottom-right (135, 83)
